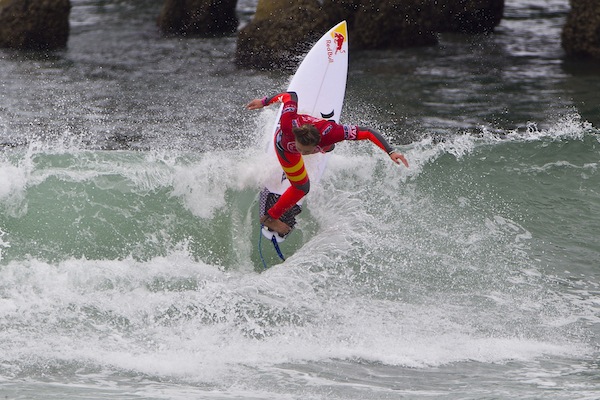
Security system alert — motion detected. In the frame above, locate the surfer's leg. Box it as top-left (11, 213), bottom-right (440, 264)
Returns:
top-left (268, 150), bottom-right (310, 220)
top-left (262, 184), bottom-right (306, 235)
top-left (268, 185), bottom-right (307, 219)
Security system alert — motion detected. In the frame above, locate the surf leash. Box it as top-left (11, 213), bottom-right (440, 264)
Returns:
top-left (258, 224), bottom-right (286, 270)
top-left (271, 235), bottom-right (286, 261)
top-left (258, 226), bottom-right (268, 270)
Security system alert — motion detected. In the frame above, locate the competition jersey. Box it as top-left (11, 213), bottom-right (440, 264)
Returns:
top-left (265, 92), bottom-right (393, 155)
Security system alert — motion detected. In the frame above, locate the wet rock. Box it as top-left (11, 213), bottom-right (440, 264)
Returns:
top-left (434, 0), bottom-right (504, 34)
top-left (346, 0), bottom-right (438, 49)
top-left (158, 0), bottom-right (238, 37)
top-left (235, 0), bottom-right (328, 70)
top-left (236, 0), bottom-right (504, 69)
top-left (235, 0), bottom-right (436, 69)
top-left (0, 0), bottom-right (71, 50)
top-left (562, 0), bottom-right (600, 59)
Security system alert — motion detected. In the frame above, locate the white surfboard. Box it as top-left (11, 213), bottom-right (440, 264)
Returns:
top-left (259, 21), bottom-right (349, 243)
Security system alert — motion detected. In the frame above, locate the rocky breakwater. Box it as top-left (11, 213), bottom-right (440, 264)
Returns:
top-left (235, 0), bottom-right (329, 70)
top-left (0, 0), bottom-right (71, 50)
top-left (562, 0), bottom-right (600, 59)
top-left (157, 0), bottom-right (238, 37)
top-left (235, 0), bottom-right (504, 70)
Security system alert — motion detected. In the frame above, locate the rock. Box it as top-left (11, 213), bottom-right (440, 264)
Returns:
top-left (236, 0), bottom-right (505, 69)
top-left (320, 0), bottom-right (361, 29)
top-left (236, 0), bottom-right (437, 69)
top-left (235, 0), bottom-right (328, 70)
top-left (434, 0), bottom-right (504, 34)
top-left (253, 0), bottom-right (299, 22)
top-left (348, 0), bottom-right (438, 49)
top-left (0, 0), bottom-right (71, 50)
top-left (562, 0), bottom-right (600, 59)
top-left (158, 0), bottom-right (238, 37)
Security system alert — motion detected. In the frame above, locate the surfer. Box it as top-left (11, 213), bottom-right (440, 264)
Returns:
top-left (246, 91), bottom-right (409, 236)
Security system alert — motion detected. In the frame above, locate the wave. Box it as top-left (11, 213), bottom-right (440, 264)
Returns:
top-left (0, 114), bottom-right (597, 388)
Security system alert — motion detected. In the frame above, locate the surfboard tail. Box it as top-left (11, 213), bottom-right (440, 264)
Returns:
top-left (259, 188), bottom-right (302, 238)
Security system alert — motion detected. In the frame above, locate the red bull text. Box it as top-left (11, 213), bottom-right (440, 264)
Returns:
top-left (326, 31), bottom-right (346, 63)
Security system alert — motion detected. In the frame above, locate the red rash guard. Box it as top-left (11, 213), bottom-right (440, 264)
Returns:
top-left (262, 91), bottom-right (396, 220)
top-left (263, 92), bottom-right (395, 155)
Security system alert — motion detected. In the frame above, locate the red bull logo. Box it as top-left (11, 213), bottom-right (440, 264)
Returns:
top-left (325, 25), bottom-right (347, 63)
top-left (333, 32), bottom-right (345, 53)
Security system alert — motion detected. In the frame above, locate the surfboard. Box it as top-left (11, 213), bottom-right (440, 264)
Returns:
top-left (259, 21), bottom-right (349, 245)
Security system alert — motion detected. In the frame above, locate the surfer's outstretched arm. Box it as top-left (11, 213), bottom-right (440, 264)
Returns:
top-left (356, 127), bottom-right (409, 168)
top-left (246, 92), bottom-right (298, 110)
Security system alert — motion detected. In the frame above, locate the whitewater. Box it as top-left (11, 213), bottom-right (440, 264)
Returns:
top-left (1, 0), bottom-right (599, 398)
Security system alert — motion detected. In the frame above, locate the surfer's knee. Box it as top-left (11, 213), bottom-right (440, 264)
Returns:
top-left (296, 180), bottom-right (310, 195)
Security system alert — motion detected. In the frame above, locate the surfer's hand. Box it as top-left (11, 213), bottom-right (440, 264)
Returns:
top-left (390, 152), bottom-right (409, 168)
top-left (245, 99), bottom-right (264, 110)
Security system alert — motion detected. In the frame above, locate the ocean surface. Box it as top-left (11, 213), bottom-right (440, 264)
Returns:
top-left (1, 0), bottom-right (599, 398)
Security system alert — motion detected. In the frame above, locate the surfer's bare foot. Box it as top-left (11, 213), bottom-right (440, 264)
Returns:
top-left (260, 215), bottom-right (291, 236)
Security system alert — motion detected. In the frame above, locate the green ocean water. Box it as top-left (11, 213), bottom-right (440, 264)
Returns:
top-left (1, 0), bottom-right (599, 399)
